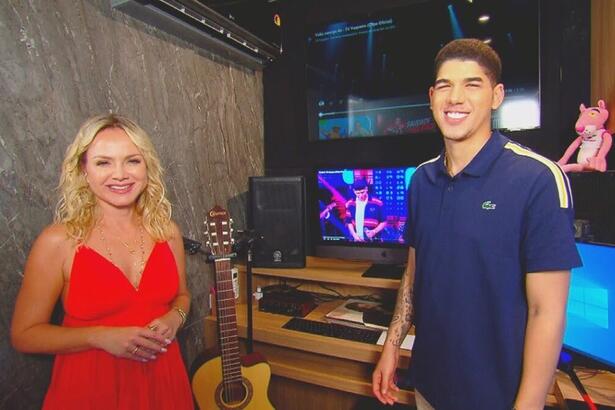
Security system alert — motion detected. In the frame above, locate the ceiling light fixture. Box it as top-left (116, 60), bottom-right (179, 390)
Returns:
top-left (478, 14), bottom-right (490, 24)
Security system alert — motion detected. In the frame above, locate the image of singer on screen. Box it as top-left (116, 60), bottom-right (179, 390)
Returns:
top-left (317, 168), bottom-right (412, 245)
top-left (345, 178), bottom-right (387, 242)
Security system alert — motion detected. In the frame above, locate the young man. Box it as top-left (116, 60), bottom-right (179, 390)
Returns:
top-left (372, 39), bottom-right (581, 410)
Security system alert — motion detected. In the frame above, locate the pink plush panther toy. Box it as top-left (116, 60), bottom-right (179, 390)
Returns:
top-left (558, 100), bottom-right (612, 172)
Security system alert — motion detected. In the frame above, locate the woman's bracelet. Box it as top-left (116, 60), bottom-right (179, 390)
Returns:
top-left (173, 306), bottom-right (187, 327)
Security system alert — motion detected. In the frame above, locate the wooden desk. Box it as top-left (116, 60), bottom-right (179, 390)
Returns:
top-left (203, 256), bottom-right (573, 408)
top-left (204, 256), bottom-right (414, 407)
top-left (554, 368), bottom-right (615, 408)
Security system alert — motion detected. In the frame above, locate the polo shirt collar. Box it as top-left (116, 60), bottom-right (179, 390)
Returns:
top-left (464, 131), bottom-right (508, 177)
top-left (427, 131), bottom-right (508, 182)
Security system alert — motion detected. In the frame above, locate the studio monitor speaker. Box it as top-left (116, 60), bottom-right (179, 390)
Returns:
top-left (249, 176), bottom-right (306, 268)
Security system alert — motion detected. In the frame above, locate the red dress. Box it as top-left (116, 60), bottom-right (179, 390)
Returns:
top-left (43, 242), bottom-right (194, 410)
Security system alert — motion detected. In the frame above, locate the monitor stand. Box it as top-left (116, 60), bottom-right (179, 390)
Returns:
top-left (361, 263), bottom-right (406, 280)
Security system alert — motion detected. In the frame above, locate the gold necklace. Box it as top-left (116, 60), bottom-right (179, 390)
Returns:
top-left (97, 222), bottom-right (146, 290)
top-left (117, 237), bottom-right (137, 254)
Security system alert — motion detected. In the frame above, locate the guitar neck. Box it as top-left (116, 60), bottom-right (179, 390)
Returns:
top-left (213, 258), bottom-right (243, 387)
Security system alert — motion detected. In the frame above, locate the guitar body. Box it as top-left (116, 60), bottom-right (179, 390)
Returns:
top-left (192, 351), bottom-right (274, 410)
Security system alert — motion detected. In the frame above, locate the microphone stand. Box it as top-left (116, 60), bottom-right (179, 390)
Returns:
top-left (235, 230), bottom-right (261, 355)
top-left (246, 240), bottom-right (254, 354)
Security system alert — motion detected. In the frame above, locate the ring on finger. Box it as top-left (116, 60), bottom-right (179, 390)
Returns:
top-left (148, 324), bottom-right (158, 331)
top-left (132, 346), bottom-right (140, 355)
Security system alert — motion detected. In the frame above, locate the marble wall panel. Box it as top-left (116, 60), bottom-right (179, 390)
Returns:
top-left (0, 1), bottom-right (264, 408)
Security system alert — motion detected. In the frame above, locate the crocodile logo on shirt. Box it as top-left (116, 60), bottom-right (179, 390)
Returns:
top-left (481, 200), bottom-right (496, 210)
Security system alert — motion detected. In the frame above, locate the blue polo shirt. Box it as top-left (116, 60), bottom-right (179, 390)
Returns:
top-left (406, 131), bottom-right (581, 410)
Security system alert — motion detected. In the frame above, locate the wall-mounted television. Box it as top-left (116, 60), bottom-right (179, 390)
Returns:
top-left (563, 242), bottom-right (615, 372)
top-left (306, 0), bottom-right (540, 141)
top-left (314, 166), bottom-right (415, 272)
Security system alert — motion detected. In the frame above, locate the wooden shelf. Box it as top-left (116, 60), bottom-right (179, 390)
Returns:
top-left (204, 296), bottom-right (413, 404)
top-left (250, 256), bottom-right (403, 290)
top-left (206, 257), bottom-right (413, 404)
top-left (261, 345), bottom-right (414, 404)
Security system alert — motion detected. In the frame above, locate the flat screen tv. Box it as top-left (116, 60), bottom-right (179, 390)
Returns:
top-left (563, 242), bottom-right (615, 372)
top-left (314, 166), bottom-right (415, 271)
top-left (306, 0), bottom-right (540, 141)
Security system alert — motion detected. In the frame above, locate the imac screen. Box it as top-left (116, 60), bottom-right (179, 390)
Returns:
top-left (316, 166), bottom-right (415, 246)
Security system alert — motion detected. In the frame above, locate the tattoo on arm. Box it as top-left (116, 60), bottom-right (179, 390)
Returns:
top-left (387, 267), bottom-right (414, 347)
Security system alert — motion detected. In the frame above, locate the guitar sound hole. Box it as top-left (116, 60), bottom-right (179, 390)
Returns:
top-left (224, 383), bottom-right (246, 403)
top-left (215, 378), bottom-right (253, 409)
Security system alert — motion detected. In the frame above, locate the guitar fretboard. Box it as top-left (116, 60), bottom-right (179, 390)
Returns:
top-left (214, 258), bottom-right (244, 401)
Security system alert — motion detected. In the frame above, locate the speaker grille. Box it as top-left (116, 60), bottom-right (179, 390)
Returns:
top-left (249, 176), bottom-right (306, 267)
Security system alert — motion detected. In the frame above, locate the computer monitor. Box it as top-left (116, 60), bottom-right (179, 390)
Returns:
top-left (314, 166), bottom-right (415, 271)
top-left (563, 242), bottom-right (615, 372)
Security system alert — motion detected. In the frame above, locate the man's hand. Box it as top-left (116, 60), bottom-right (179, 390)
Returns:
top-left (372, 344), bottom-right (401, 405)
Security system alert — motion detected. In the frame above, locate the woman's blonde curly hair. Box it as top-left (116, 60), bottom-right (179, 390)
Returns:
top-left (54, 113), bottom-right (173, 242)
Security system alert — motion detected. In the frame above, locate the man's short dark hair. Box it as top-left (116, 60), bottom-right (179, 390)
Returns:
top-left (434, 38), bottom-right (502, 85)
top-left (352, 178), bottom-right (368, 191)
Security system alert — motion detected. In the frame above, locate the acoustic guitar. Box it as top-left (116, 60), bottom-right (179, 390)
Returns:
top-left (191, 205), bottom-right (274, 410)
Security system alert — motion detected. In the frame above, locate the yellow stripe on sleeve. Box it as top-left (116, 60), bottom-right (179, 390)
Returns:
top-left (504, 142), bottom-right (570, 208)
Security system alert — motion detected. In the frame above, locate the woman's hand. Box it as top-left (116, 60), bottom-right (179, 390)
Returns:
top-left (92, 326), bottom-right (171, 362)
top-left (146, 309), bottom-right (184, 341)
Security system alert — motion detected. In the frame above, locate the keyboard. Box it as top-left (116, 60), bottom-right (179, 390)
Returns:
top-left (282, 317), bottom-right (382, 344)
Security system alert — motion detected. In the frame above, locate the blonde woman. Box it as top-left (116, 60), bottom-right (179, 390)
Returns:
top-left (11, 114), bottom-right (194, 409)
